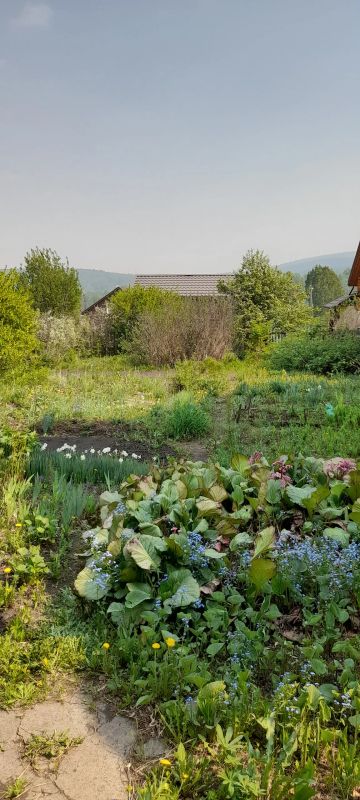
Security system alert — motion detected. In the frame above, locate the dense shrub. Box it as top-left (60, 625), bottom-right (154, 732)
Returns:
top-left (269, 331), bottom-right (360, 374)
top-left (110, 286), bottom-right (181, 351)
top-left (85, 307), bottom-right (115, 355)
top-left (127, 297), bottom-right (233, 366)
top-left (0, 270), bottom-right (38, 374)
top-left (37, 313), bottom-right (90, 365)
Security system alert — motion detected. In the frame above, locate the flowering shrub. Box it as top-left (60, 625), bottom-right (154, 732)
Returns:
top-left (37, 313), bottom-right (90, 365)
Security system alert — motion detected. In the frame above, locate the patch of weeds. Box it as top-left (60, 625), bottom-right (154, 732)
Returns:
top-left (2, 776), bottom-right (28, 799)
top-left (148, 392), bottom-right (211, 441)
top-left (24, 730), bottom-right (83, 766)
top-left (40, 411), bottom-right (55, 435)
top-left (0, 603), bottom-right (86, 708)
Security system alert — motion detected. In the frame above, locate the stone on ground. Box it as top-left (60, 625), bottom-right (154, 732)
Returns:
top-left (0, 695), bottom-right (139, 800)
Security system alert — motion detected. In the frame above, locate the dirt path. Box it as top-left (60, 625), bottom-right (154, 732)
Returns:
top-left (0, 689), bottom-right (165, 800)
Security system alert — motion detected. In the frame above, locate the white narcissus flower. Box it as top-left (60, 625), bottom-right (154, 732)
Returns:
top-left (80, 454), bottom-right (86, 461)
top-left (131, 453), bottom-right (138, 459)
top-left (90, 448), bottom-right (95, 454)
top-left (65, 453), bottom-right (72, 459)
top-left (41, 443), bottom-right (48, 451)
top-left (119, 457), bottom-right (124, 463)
top-left (121, 450), bottom-right (128, 457)
top-left (102, 447), bottom-right (111, 454)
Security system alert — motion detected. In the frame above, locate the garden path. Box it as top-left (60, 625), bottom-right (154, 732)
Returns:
top-left (0, 688), bottom-right (164, 800)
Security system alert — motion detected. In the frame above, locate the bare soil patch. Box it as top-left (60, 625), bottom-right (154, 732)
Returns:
top-left (38, 421), bottom-right (177, 462)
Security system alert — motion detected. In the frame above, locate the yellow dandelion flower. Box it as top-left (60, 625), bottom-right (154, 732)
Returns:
top-left (152, 642), bottom-right (161, 650)
top-left (15, 523), bottom-right (22, 528)
top-left (4, 567), bottom-right (11, 574)
top-left (102, 642), bottom-right (110, 650)
top-left (182, 773), bottom-right (189, 780)
top-left (165, 637), bottom-right (176, 648)
top-left (159, 758), bottom-right (172, 766)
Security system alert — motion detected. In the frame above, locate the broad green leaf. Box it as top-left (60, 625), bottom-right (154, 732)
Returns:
top-left (249, 558), bottom-right (276, 589)
top-left (230, 506), bottom-right (253, 524)
top-left (206, 642), bottom-right (225, 656)
top-left (309, 658), bottom-right (327, 676)
top-left (253, 526), bottom-right (275, 558)
top-left (125, 589), bottom-right (152, 608)
top-left (194, 518), bottom-right (209, 533)
top-left (124, 535), bottom-right (165, 571)
top-left (231, 454), bottom-right (249, 473)
top-left (230, 531), bottom-right (253, 551)
top-left (209, 484), bottom-right (228, 503)
top-left (286, 485), bottom-right (317, 507)
top-left (126, 581), bottom-right (152, 593)
top-left (160, 568), bottom-right (200, 608)
top-left (100, 491), bottom-right (123, 507)
top-left (107, 601), bottom-right (125, 624)
top-left (196, 498), bottom-right (219, 515)
top-left (323, 527), bottom-right (349, 546)
top-left (350, 498), bottom-right (360, 525)
top-left (348, 469), bottom-right (360, 501)
top-left (204, 548), bottom-right (226, 560)
top-left (136, 694), bottom-right (153, 707)
top-left (302, 484), bottom-right (329, 516)
top-left (264, 603), bottom-right (281, 620)
top-left (266, 480), bottom-right (282, 505)
top-left (138, 522), bottom-right (163, 537)
top-left (232, 486), bottom-right (244, 505)
top-left (166, 536), bottom-right (185, 558)
top-left (318, 684), bottom-right (337, 702)
top-left (74, 566), bottom-right (110, 600)
top-left (174, 480), bottom-right (187, 499)
top-left (186, 671), bottom-right (212, 688)
top-left (349, 714), bottom-right (360, 728)
top-left (304, 684), bottom-right (321, 710)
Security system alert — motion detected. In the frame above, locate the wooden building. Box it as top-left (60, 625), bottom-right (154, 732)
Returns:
top-left (324, 242), bottom-right (360, 331)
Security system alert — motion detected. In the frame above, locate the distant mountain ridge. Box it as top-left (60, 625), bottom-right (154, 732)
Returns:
top-left (78, 269), bottom-right (134, 308)
top-left (279, 251), bottom-right (355, 275)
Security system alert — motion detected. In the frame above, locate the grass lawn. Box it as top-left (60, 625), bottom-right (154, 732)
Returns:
top-left (1, 354), bottom-right (360, 463)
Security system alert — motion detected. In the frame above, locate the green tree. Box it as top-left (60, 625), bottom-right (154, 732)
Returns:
top-left (21, 248), bottom-right (82, 316)
top-left (305, 265), bottom-right (344, 309)
top-left (219, 250), bottom-right (311, 356)
top-left (110, 285), bottom-right (182, 350)
top-left (0, 270), bottom-right (38, 373)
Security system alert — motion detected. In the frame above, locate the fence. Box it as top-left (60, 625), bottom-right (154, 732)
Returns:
top-left (270, 331), bottom-right (286, 343)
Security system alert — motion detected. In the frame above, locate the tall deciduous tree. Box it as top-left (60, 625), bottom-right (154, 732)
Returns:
top-left (0, 270), bottom-right (38, 373)
top-left (21, 248), bottom-right (82, 316)
top-left (219, 250), bottom-right (311, 355)
top-left (305, 265), bottom-right (344, 309)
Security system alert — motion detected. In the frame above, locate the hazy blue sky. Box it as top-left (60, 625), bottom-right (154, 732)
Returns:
top-left (1, 0), bottom-right (359, 273)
